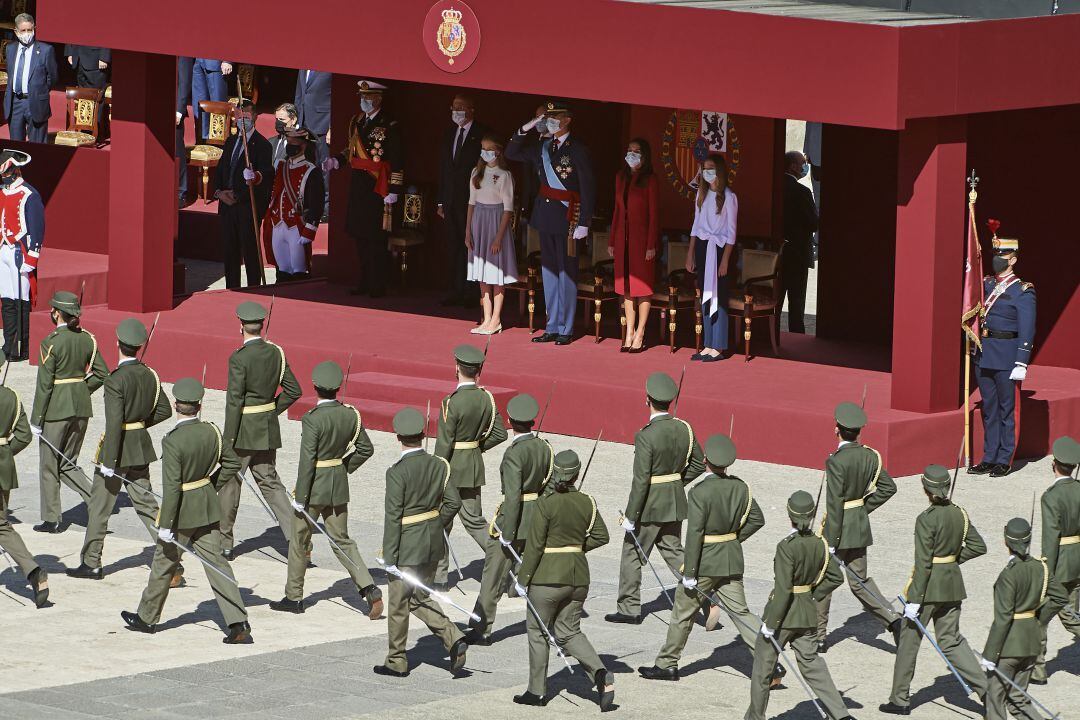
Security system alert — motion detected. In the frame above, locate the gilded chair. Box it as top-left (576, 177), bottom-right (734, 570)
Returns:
top-left (187, 100), bottom-right (233, 202)
top-left (0, 37), bottom-right (9, 90)
top-left (576, 230), bottom-right (618, 342)
top-left (54, 87), bottom-right (104, 146)
top-left (649, 239), bottom-right (701, 353)
top-left (504, 214), bottom-right (542, 333)
top-left (726, 241), bottom-right (784, 361)
top-left (388, 185), bottom-right (427, 284)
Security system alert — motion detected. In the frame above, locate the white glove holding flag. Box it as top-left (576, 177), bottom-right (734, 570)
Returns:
top-left (1009, 363), bottom-right (1027, 382)
top-left (979, 657), bottom-right (996, 672)
top-left (760, 623), bottom-right (774, 639)
top-left (681, 576), bottom-right (698, 589)
top-left (158, 528), bottom-right (175, 544)
top-left (903, 602), bottom-right (921, 621)
top-left (621, 517), bottom-right (635, 533)
top-left (572, 226), bottom-right (589, 240)
top-left (322, 157), bottom-right (339, 172)
top-left (290, 498), bottom-right (304, 513)
top-left (99, 466), bottom-right (115, 478)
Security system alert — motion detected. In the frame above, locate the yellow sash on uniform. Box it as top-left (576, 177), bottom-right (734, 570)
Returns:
top-left (792, 585), bottom-right (812, 594)
top-left (242, 402), bottom-right (276, 414)
top-left (315, 458), bottom-right (343, 468)
top-left (123, 421), bottom-right (146, 431)
top-left (1012, 611), bottom-right (1036, 620)
top-left (842, 498), bottom-right (865, 509)
top-left (522, 493), bottom-right (539, 502)
top-left (454, 440), bottom-right (480, 450)
top-left (650, 473), bottom-right (681, 485)
top-left (401, 509), bottom-right (439, 526)
top-left (54, 377), bottom-right (84, 385)
top-left (544, 546), bottom-right (583, 554)
top-left (181, 478), bottom-right (211, 492)
top-left (1059, 535), bottom-right (1080, 546)
top-left (703, 533), bottom-right (737, 544)
top-left (932, 555), bottom-right (957, 564)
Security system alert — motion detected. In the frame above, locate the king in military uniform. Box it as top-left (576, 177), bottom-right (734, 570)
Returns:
top-left (270, 361), bottom-right (382, 619)
top-left (434, 344), bottom-right (507, 587)
top-left (968, 228), bottom-right (1036, 478)
top-left (606, 372), bottom-right (704, 624)
top-left (218, 301), bottom-right (302, 559)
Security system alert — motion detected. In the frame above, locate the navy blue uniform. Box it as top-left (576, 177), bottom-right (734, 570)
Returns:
top-left (976, 275), bottom-right (1036, 466)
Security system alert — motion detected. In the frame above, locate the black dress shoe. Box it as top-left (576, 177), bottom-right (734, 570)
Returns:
top-left (817, 639), bottom-right (828, 654)
top-left (769, 662), bottom-right (786, 690)
top-left (701, 354), bottom-right (724, 363)
top-left (888, 618), bottom-right (902, 645)
top-left (373, 664), bottom-right (410, 678)
top-left (878, 702), bottom-right (910, 715)
top-left (690, 352), bottom-right (705, 361)
top-left (33, 521), bottom-right (61, 534)
top-left (638, 665), bottom-right (679, 681)
top-left (223, 621), bottom-right (253, 644)
top-left (66, 563), bottom-right (103, 580)
top-left (121, 610), bottom-right (155, 634)
top-left (449, 638), bottom-right (468, 675)
top-left (555, 335), bottom-right (573, 346)
top-left (990, 464), bottom-right (1012, 478)
top-left (513, 691), bottom-right (547, 706)
top-left (269, 597), bottom-right (304, 614)
top-left (595, 669), bottom-right (615, 712)
top-left (223, 549), bottom-right (236, 561)
top-left (28, 567), bottom-right (49, 608)
top-left (464, 628), bottom-right (492, 646)
top-left (532, 333), bottom-right (558, 344)
top-left (604, 612), bottom-right (642, 625)
top-left (967, 462), bottom-right (995, 475)
top-left (1030, 676), bottom-right (1048, 686)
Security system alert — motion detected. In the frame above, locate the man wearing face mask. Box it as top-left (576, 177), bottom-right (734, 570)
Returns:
top-left (214, 100), bottom-right (273, 288)
top-left (780, 151), bottom-right (818, 334)
top-left (3, 14), bottom-right (57, 144)
top-left (265, 128), bottom-right (323, 283)
top-left (506, 101), bottom-right (595, 346)
top-left (0, 149), bottom-right (41, 362)
top-left (968, 227), bottom-right (1036, 479)
top-left (323, 80), bottom-right (404, 299)
top-left (269, 103), bottom-right (299, 169)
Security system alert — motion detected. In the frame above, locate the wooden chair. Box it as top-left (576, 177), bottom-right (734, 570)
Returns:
top-left (187, 100), bottom-right (233, 203)
top-left (576, 230), bottom-right (618, 342)
top-left (0, 37), bottom-right (9, 91)
top-left (54, 87), bottom-right (104, 146)
top-left (104, 84), bottom-right (112, 123)
top-left (726, 241), bottom-right (784, 361)
top-left (650, 240), bottom-right (701, 353)
top-left (388, 186), bottom-right (427, 283)
top-left (504, 214), bottom-right (542, 333)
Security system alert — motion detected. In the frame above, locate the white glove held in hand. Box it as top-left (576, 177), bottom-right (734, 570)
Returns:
top-left (30, 425), bottom-right (41, 437)
top-left (322, 157), bottom-right (339, 172)
top-left (384, 193), bottom-right (398, 205)
top-left (384, 564), bottom-right (399, 577)
top-left (290, 498), bottom-right (304, 513)
top-left (1009, 364), bottom-right (1027, 381)
top-left (158, 528), bottom-right (175, 544)
top-left (904, 602), bottom-right (921, 621)
top-left (681, 576), bottom-right (698, 589)
top-left (499, 534), bottom-right (513, 548)
top-left (621, 518), bottom-right (635, 533)
top-left (572, 225), bottom-right (589, 240)
top-left (760, 623), bottom-right (774, 639)
top-left (242, 168), bottom-right (256, 182)
top-left (979, 657), bottom-right (996, 672)
top-left (99, 466), bottom-right (115, 478)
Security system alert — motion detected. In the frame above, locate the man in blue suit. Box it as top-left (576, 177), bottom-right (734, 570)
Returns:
top-left (176, 56), bottom-right (194, 204)
top-left (4, 14), bottom-right (57, 144)
top-left (969, 232), bottom-right (1036, 478)
top-left (191, 58), bottom-right (233, 140)
top-left (294, 69), bottom-right (331, 216)
top-left (506, 102), bottom-right (595, 345)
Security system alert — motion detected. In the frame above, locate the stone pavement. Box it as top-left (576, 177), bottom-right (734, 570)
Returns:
top-left (0, 360), bottom-right (1075, 718)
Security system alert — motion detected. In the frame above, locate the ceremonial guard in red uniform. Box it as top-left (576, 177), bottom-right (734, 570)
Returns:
top-left (263, 127), bottom-right (324, 282)
top-left (0, 149), bottom-right (42, 361)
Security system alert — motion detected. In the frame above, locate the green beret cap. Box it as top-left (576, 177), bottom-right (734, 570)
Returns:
top-left (921, 464), bottom-right (951, 496)
top-left (704, 434), bottom-right (736, 468)
top-left (553, 449), bottom-right (581, 483)
top-left (1005, 517), bottom-right (1032, 544)
top-left (834, 402), bottom-right (867, 430)
top-left (787, 490), bottom-right (815, 520)
top-left (453, 344), bottom-right (485, 367)
top-left (172, 377), bottom-right (205, 403)
top-left (312, 361), bottom-right (344, 391)
top-left (646, 372), bottom-right (678, 404)
top-left (235, 301), bottom-right (267, 322)
top-left (1052, 436), bottom-right (1080, 466)
top-left (116, 318), bottom-right (148, 347)
top-left (507, 393), bottom-right (540, 423)
top-left (50, 290), bottom-right (81, 317)
top-left (393, 408), bottom-right (425, 437)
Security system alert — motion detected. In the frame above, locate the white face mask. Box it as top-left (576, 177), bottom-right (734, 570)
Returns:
top-left (451, 110), bottom-right (468, 125)
top-left (625, 152), bottom-right (641, 168)
top-left (16, 31), bottom-right (33, 45)
top-left (546, 118), bottom-right (562, 134)
top-left (360, 98), bottom-right (375, 114)
top-left (702, 169), bottom-right (717, 184)
top-left (480, 149), bottom-right (497, 163)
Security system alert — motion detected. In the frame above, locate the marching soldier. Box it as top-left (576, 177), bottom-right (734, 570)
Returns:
top-left (640, 433), bottom-right (764, 680)
top-left (1032, 435), bottom-right (1080, 683)
top-left (434, 344), bottom-right (508, 588)
top-left (816, 402), bottom-right (901, 652)
top-left (981, 518), bottom-right (1068, 720)
top-left (270, 361), bottom-right (382, 619)
top-left (512, 449), bottom-right (614, 710)
top-left (218, 301), bottom-right (302, 559)
top-left (0, 356), bottom-right (49, 607)
top-left (745, 490), bottom-right (851, 720)
top-left (30, 291), bottom-right (108, 533)
top-left (880, 465), bottom-right (988, 715)
top-left (375, 408), bottom-right (467, 678)
top-left (122, 378), bottom-right (252, 644)
top-left (606, 372), bottom-right (704, 624)
top-left (68, 319), bottom-right (173, 580)
top-left (465, 393), bottom-right (555, 645)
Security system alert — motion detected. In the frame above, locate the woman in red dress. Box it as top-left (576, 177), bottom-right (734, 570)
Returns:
top-left (608, 138), bottom-right (659, 352)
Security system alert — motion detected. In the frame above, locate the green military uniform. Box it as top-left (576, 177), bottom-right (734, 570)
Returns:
top-left (1033, 436), bottom-right (1080, 682)
top-left (379, 408), bottom-right (465, 675)
top-left (746, 490), bottom-right (849, 720)
top-left (611, 372), bottom-right (705, 620)
top-left (885, 465), bottom-right (988, 711)
top-left (434, 345), bottom-right (508, 585)
top-left (644, 434), bottom-right (764, 677)
top-left (516, 450), bottom-right (613, 709)
top-left (817, 403), bottom-right (901, 644)
top-left (219, 301), bottom-right (302, 553)
top-left (0, 378), bottom-right (48, 607)
top-left (31, 291), bottom-right (109, 526)
top-left (983, 518), bottom-right (1068, 720)
top-left (469, 394), bottom-right (554, 641)
top-left (77, 319), bottom-right (172, 570)
top-left (280, 362), bottom-right (379, 612)
top-left (133, 378), bottom-right (248, 635)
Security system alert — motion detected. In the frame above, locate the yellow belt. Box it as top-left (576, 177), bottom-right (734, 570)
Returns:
top-left (1013, 611), bottom-right (1036, 620)
top-left (544, 546), bottom-right (583, 554)
top-left (1060, 536), bottom-right (1080, 546)
top-left (54, 377), bottom-right (84, 385)
top-left (792, 585), bottom-right (812, 594)
top-left (932, 555), bottom-right (957, 564)
top-left (315, 458), bottom-right (343, 468)
top-left (181, 478), bottom-right (210, 492)
top-left (0, 437), bottom-right (8, 446)
top-left (123, 421), bottom-right (146, 431)
top-left (522, 493), bottom-right (539, 501)
top-left (843, 498), bottom-right (865, 509)
top-left (401, 509), bottom-right (439, 526)
top-left (454, 441), bottom-right (480, 450)
top-left (650, 473), bottom-right (681, 485)
top-left (242, 402), bottom-right (276, 414)
top-left (704, 533), bottom-right (737, 544)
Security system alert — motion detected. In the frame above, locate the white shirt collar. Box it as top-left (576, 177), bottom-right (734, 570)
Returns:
top-left (1, 177), bottom-right (25, 195)
top-left (1056, 475), bottom-right (1074, 482)
top-left (400, 447), bottom-right (424, 459)
top-left (457, 381), bottom-right (476, 389)
top-left (117, 356), bottom-right (138, 366)
top-left (243, 335), bottom-right (262, 345)
top-left (837, 440), bottom-right (853, 450)
top-left (366, 109), bottom-right (381, 121)
top-left (552, 131), bottom-right (570, 145)
top-left (175, 416), bottom-right (199, 428)
top-left (457, 120), bottom-right (473, 135)
top-left (650, 411), bottom-right (669, 421)
top-left (513, 430), bottom-right (535, 443)
top-left (56, 319), bottom-right (67, 329)
top-left (317, 398), bottom-right (336, 406)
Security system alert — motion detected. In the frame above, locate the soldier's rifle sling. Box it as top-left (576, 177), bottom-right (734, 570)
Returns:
top-left (898, 595), bottom-right (975, 697)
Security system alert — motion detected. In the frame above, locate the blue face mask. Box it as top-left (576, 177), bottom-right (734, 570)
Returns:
top-left (801, 163), bottom-right (811, 178)
top-left (360, 98), bottom-right (375, 114)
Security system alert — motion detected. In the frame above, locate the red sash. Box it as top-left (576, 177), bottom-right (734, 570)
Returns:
top-left (539, 185), bottom-right (580, 223)
top-left (350, 157), bottom-right (390, 198)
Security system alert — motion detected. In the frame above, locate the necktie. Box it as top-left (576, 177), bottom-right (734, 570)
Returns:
top-left (453, 127), bottom-right (464, 159)
top-left (14, 46), bottom-right (26, 95)
top-left (550, 138), bottom-right (560, 155)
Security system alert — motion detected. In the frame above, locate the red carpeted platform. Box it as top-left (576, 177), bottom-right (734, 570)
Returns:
top-left (34, 248), bottom-right (109, 307)
top-left (28, 280), bottom-right (1080, 476)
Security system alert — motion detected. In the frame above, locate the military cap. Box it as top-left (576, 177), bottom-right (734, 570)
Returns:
top-left (992, 237), bottom-right (1019, 254)
top-left (49, 290), bottom-right (81, 317)
top-left (921, 464), bottom-right (951, 496)
top-left (312, 361), bottom-right (344, 391)
top-left (834, 402), bottom-right (867, 430)
top-left (1004, 517), bottom-right (1032, 552)
top-left (0, 148), bottom-right (31, 167)
top-left (285, 127), bottom-right (316, 143)
top-left (787, 490), bottom-right (815, 521)
top-left (545, 100), bottom-right (572, 116)
top-left (507, 393), bottom-right (540, 423)
top-left (173, 377), bottom-right (205, 403)
top-left (116, 318), bottom-right (148, 347)
top-left (705, 433), bottom-right (736, 468)
top-left (553, 449), bottom-right (581, 483)
top-left (357, 80), bottom-right (387, 94)
top-left (393, 408), bottom-right (425, 437)
top-left (454, 344), bottom-right (485, 368)
top-left (646, 372), bottom-right (678, 404)
top-left (1052, 436), bottom-right (1080, 466)
top-left (235, 301), bottom-right (267, 322)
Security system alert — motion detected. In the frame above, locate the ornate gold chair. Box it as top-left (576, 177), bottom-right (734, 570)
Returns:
top-left (649, 239), bottom-right (701, 353)
top-left (187, 100), bottom-right (233, 203)
top-left (54, 87), bottom-right (104, 147)
top-left (0, 37), bottom-right (9, 91)
top-left (388, 186), bottom-right (427, 283)
top-left (104, 84), bottom-right (112, 123)
top-left (725, 241), bottom-right (784, 361)
top-left (575, 230), bottom-right (617, 342)
top-left (503, 214), bottom-right (542, 333)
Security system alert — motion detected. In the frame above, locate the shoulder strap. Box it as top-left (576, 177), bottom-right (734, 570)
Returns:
top-left (738, 481), bottom-right (754, 530)
top-left (148, 366), bottom-right (161, 418)
top-left (84, 330), bottom-right (98, 375)
top-left (267, 341), bottom-right (287, 386)
top-left (585, 493), bottom-right (598, 534)
top-left (345, 403), bottom-right (363, 448)
top-left (1037, 557), bottom-right (1049, 608)
top-left (539, 439), bottom-right (555, 491)
top-left (8, 390), bottom-right (22, 437)
top-left (205, 422), bottom-right (223, 478)
top-left (435, 454), bottom-right (452, 490)
top-left (956, 504), bottom-right (971, 551)
top-left (863, 446), bottom-right (883, 499)
top-left (480, 388), bottom-right (497, 441)
top-left (812, 536), bottom-right (830, 588)
top-left (674, 417), bottom-right (694, 469)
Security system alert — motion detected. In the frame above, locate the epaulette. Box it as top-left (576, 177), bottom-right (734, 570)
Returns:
top-left (1021, 281), bottom-right (1035, 292)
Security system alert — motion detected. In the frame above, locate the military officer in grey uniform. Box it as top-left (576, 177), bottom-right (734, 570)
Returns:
top-left (122, 378), bottom-right (252, 644)
top-left (607, 372), bottom-right (705, 624)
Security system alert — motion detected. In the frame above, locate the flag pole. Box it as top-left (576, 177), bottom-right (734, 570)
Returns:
top-left (963, 170), bottom-right (980, 467)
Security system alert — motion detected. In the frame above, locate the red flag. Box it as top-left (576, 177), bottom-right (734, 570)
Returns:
top-left (961, 203), bottom-right (984, 349)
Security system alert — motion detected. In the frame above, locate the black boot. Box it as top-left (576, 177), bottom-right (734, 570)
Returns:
top-left (595, 669), bottom-right (615, 712)
top-left (373, 664), bottom-right (409, 677)
top-left (638, 665), bottom-right (679, 681)
top-left (449, 638), bottom-right (468, 675)
top-left (604, 612), bottom-right (642, 625)
top-left (66, 563), bottom-right (103, 580)
top-left (769, 662), bottom-right (786, 690)
top-left (268, 597), bottom-right (304, 614)
top-left (33, 521), bottom-right (62, 534)
top-left (121, 610), bottom-right (155, 634)
top-left (464, 627), bottom-right (492, 646)
top-left (223, 621), bottom-right (253, 644)
top-left (878, 702), bottom-right (910, 715)
top-left (28, 567), bottom-right (49, 608)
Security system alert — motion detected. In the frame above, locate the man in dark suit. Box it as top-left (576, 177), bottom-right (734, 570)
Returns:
top-left (214, 100), bottom-right (272, 288)
top-left (192, 58), bottom-right (233, 140)
top-left (63, 45), bottom-right (110, 89)
top-left (436, 93), bottom-right (487, 307)
top-left (780, 151), bottom-right (818, 334)
top-left (269, 102), bottom-right (298, 169)
top-left (294, 69), bottom-right (331, 216)
top-left (4, 14), bottom-right (57, 144)
top-left (175, 56), bottom-right (194, 205)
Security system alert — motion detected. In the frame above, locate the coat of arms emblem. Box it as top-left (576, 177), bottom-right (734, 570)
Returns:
top-left (436, 8), bottom-right (467, 66)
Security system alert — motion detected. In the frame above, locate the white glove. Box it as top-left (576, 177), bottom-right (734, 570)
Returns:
top-left (384, 564), bottom-right (400, 577)
top-left (499, 534), bottom-right (513, 548)
top-left (384, 193), bottom-right (399, 205)
top-left (681, 576), bottom-right (698, 589)
top-left (903, 602), bottom-right (921, 621)
top-left (514, 582), bottom-right (527, 597)
top-left (99, 465), bottom-right (115, 478)
top-left (322, 157), bottom-right (339, 172)
top-left (158, 528), bottom-right (175, 544)
top-left (521, 116), bottom-right (542, 133)
top-left (290, 498), bottom-right (305, 513)
top-left (242, 168), bottom-right (256, 182)
top-left (220, 62), bottom-right (233, 76)
top-left (572, 225), bottom-right (589, 240)
top-left (1009, 364), bottom-right (1027, 382)
top-left (19, 263), bottom-right (33, 275)
top-left (621, 517), bottom-right (635, 533)
top-left (829, 546), bottom-right (836, 555)
top-left (979, 657), bottom-right (996, 672)
top-left (760, 623), bottom-right (774, 639)
top-left (30, 425), bottom-right (41, 438)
